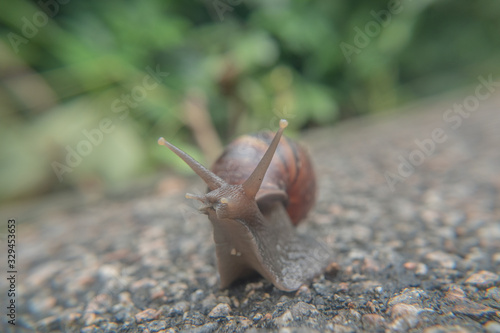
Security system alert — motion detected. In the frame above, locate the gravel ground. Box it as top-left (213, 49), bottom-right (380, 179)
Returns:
top-left (2, 92), bottom-right (500, 332)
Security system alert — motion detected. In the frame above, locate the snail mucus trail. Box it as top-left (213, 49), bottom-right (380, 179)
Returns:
top-left (158, 119), bottom-right (331, 291)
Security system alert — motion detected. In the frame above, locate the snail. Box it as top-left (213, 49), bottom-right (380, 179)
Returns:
top-left (158, 119), bottom-right (331, 291)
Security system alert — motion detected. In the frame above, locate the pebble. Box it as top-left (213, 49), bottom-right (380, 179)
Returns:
top-left (184, 311), bottom-right (205, 326)
top-left (416, 263), bottom-right (428, 275)
top-left (135, 308), bottom-right (159, 323)
top-left (80, 325), bottom-right (100, 333)
top-left (484, 321), bottom-right (500, 333)
top-left (252, 313), bottom-right (263, 322)
top-left (201, 294), bottom-right (217, 314)
top-left (147, 320), bottom-right (167, 332)
top-left (389, 303), bottom-right (423, 328)
top-left (387, 288), bottom-right (427, 307)
top-left (295, 285), bottom-right (313, 302)
top-left (465, 270), bottom-right (499, 289)
top-left (423, 325), bottom-right (471, 333)
top-left (191, 322), bottom-right (218, 333)
top-left (312, 282), bottom-right (331, 296)
top-left (168, 301), bottom-right (190, 316)
top-left (485, 287), bottom-right (500, 304)
top-left (404, 262), bottom-right (418, 270)
top-left (493, 253), bottom-right (500, 264)
top-left (452, 301), bottom-right (497, 320)
top-left (273, 310), bottom-right (293, 326)
top-left (86, 294), bottom-right (112, 314)
top-left (190, 289), bottom-right (205, 302)
top-left (362, 257), bottom-right (380, 273)
top-left (28, 294), bottom-right (57, 314)
top-left (290, 302), bottom-right (319, 318)
top-left (331, 324), bottom-right (356, 333)
top-left (104, 322), bottom-right (119, 331)
top-left (208, 303), bottom-right (231, 318)
top-left (477, 224), bottom-right (500, 248)
top-left (36, 316), bottom-right (60, 332)
top-left (83, 313), bottom-right (98, 326)
top-left (331, 309), bottom-right (361, 325)
top-left (361, 314), bottom-right (386, 330)
top-left (222, 316), bottom-right (252, 331)
top-left (425, 251), bottom-right (457, 269)
top-left (444, 285), bottom-right (466, 302)
top-left (25, 261), bottom-right (65, 288)
top-left (325, 262), bottom-right (341, 276)
top-left (131, 278), bottom-right (158, 291)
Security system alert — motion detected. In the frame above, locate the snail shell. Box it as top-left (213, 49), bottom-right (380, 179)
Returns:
top-left (211, 131), bottom-right (316, 225)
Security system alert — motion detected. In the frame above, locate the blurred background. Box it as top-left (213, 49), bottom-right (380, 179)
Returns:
top-left (1, 0), bottom-right (499, 204)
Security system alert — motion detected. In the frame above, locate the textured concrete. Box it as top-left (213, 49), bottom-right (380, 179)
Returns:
top-left (2, 92), bottom-right (499, 332)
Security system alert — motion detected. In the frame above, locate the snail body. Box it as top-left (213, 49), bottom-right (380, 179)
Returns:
top-left (159, 120), bottom-right (330, 291)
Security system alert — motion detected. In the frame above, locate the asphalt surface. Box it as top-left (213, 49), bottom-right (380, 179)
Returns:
top-left (2, 91), bottom-right (499, 332)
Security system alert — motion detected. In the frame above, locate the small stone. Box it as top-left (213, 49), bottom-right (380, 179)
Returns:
top-left (222, 316), bottom-right (251, 331)
top-left (83, 313), bottom-right (104, 326)
top-left (253, 313), bottom-right (263, 322)
top-left (325, 262), bottom-right (341, 276)
top-left (331, 309), bottom-right (361, 325)
top-left (452, 301), bottom-right (497, 320)
top-left (353, 225), bottom-right (372, 243)
top-left (389, 303), bottom-right (423, 329)
top-left (290, 302), bottom-right (319, 318)
top-left (135, 308), bottom-right (159, 323)
top-left (190, 289), bottom-right (204, 302)
top-left (36, 316), bottom-right (60, 332)
top-left (416, 263), bottom-right (428, 275)
top-left (65, 312), bottom-right (82, 324)
top-left (361, 314), bottom-right (386, 330)
top-left (168, 301), bottom-right (189, 316)
top-left (423, 325), bottom-right (471, 333)
top-left (444, 286), bottom-right (466, 303)
top-left (478, 224), bottom-right (500, 248)
top-left (351, 280), bottom-right (383, 294)
top-left (201, 295), bottom-right (217, 314)
top-left (147, 320), bottom-right (167, 332)
top-left (119, 292), bottom-right (134, 305)
top-left (404, 262), bottom-right (418, 270)
top-left (80, 326), bottom-right (100, 333)
top-left (26, 261), bottom-right (64, 287)
top-left (425, 251), bottom-right (457, 269)
top-left (130, 278), bottom-right (158, 291)
top-left (313, 282), bottom-right (331, 296)
top-left (273, 310), bottom-right (293, 326)
top-left (484, 321), bottom-right (500, 333)
top-left (362, 257), bottom-right (380, 273)
top-left (191, 322), bottom-right (218, 333)
top-left (208, 303), bottom-right (231, 318)
top-left (492, 253), bottom-right (500, 263)
top-left (486, 287), bottom-right (500, 304)
top-left (387, 288), bottom-right (427, 307)
top-left (465, 270), bottom-right (499, 289)
top-left (114, 307), bottom-right (134, 323)
top-left (104, 322), bottom-right (119, 331)
top-left (244, 281), bottom-right (264, 292)
top-left (28, 295), bottom-right (57, 314)
top-left (184, 311), bottom-right (205, 326)
top-left (86, 294), bottom-right (112, 314)
top-left (295, 285), bottom-right (313, 302)
top-left (332, 324), bottom-right (356, 333)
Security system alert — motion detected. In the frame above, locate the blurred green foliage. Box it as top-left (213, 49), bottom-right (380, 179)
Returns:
top-left (1, 0), bottom-right (499, 202)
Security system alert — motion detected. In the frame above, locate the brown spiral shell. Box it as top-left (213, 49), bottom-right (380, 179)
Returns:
top-left (210, 131), bottom-right (316, 225)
